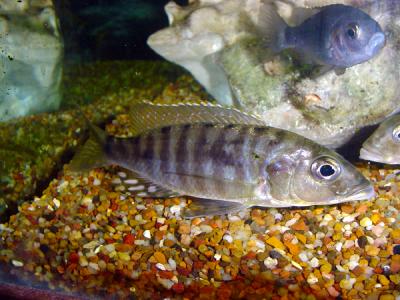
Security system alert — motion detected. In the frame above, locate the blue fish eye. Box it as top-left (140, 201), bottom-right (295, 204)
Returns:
top-left (311, 157), bottom-right (341, 181)
top-left (392, 126), bottom-right (400, 143)
top-left (346, 24), bottom-right (359, 39)
top-left (319, 164), bottom-right (335, 177)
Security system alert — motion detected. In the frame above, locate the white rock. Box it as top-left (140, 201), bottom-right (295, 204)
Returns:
top-left (148, 0), bottom-right (400, 147)
top-left (0, 1), bottom-right (63, 121)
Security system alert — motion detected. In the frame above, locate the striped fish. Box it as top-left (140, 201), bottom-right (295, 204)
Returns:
top-left (69, 102), bottom-right (374, 217)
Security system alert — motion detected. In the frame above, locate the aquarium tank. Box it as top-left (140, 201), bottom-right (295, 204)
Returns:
top-left (1, 0), bottom-right (400, 299)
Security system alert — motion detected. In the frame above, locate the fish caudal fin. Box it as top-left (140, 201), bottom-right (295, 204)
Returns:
top-left (257, 1), bottom-right (287, 52)
top-left (68, 113), bottom-right (110, 173)
top-left (183, 198), bottom-right (247, 218)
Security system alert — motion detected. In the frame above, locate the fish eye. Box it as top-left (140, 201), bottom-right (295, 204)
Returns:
top-left (346, 24), bottom-right (359, 39)
top-left (311, 157), bottom-right (341, 181)
top-left (392, 125), bottom-right (400, 143)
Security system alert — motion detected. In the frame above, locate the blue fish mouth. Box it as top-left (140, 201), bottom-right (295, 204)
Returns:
top-left (367, 32), bottom-right (386, 56)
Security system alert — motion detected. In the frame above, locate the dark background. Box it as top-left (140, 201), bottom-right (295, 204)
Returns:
top-left (54, 0), bottom-right (188, 63)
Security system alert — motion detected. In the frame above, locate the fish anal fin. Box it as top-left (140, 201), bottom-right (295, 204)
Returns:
top-left (183, 198), bottom-right (247, 219)
top-left (127, 101), bottom-right (265, 136)
top-left (113, 169), bottom-right (179, 198)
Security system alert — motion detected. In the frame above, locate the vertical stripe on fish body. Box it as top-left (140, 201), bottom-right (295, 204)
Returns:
top-left (106, 123), bottom-right (302, 202)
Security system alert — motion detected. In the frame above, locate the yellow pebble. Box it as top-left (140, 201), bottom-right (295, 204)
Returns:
top-left (392, 229), bottom-right (400, 239)
top-left (360, 217), bottom-right (372, 227)
top-left (266, 236), bottom-right (285, 250)
top-left (154, 251), bottom-right (167, 264)
top-left (365, 245), bottom-right (380, 257)
top-left (221, 254), bottom-right (231, 263)
top-left (379, 295), bottom-right (395, 300)
top-left (295, 233), bottom-right (307, 244)
top-left (378, 275), bottom-right (390, 286)
top-left (118, 252), bottom-right (131, 261)
top-left (390, 274), bottom-right (400, 284)
top-left (320, 263), bottom-right (332, 273)
top-left (334, 223), bottom-right (343, 232)
top-left (371, 213), bottom-right (380, 225)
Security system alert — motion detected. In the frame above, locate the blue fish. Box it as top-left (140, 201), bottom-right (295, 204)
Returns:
top-left (259, 3), bottom-right (386, 70)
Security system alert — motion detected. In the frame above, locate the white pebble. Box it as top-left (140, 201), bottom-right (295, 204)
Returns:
top-left (157, 218), bottom-right (166, 224)
top-left (118, 171), bottom-right (127, 178)
top-left (88, 262), bottom-right (100, 271)
top-left (309, 257), bottom-right (319, 268)
top-left (335, 242), bottom-right (343, 252)
top-left (200, 225), bottom-right (213, 233)
top-left (143, 230), bottom-right (151, 239)
top-left (170, 205), bottom-right (181, 215)
top-left (263, 257), bottom-right (278, 269)
top-left (255, 240), bottom-right (265, 251)
top-left (155, 263), bottom-right (166, 271)
top-left (223, 235), bottom-right (233, 243)
top-left (299, 252), bottom-right (309, 262)
top-left (323, 214), bottom-right (333, 221)
top-left (228, 215), bottom-right (240, 222)
top-left (104, 244), bottom-right (115, 253)
top-left (214, 253), bottom-right (222, 261)
top-left (157, 277), bottom-right (174, 289)
top-left (342, 215), bottom-right (355, 223)
top-left (125, 179), bottom-right (139, 185)
top-left (52, 198), bottom-right (61, 208)
top-left (111, 178), bottom-right (122, 184)
top-left (168, 258), bottom-right (177, 270)
top-left (307, 273), bottom-right (318, 285)
top-left (128, 185), bottom-right (145, 191)
top-left (12, 260), bottom-right (24, 267)
top-left (285, 218), bottom-right (298, 227)
top-left (93, 178), bottom-right (101, 186)
top-left (343, 240), bottom-right (355, 249)
top-left (134, 240), bottom-right (146, 245)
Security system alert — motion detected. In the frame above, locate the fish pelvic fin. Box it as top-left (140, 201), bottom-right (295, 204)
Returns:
top-left (68, 112), bottom-right (109, 173)
top-left (128, 100), bottom-right (265, 135)
top-left (182, 198), bottom-right (248, 219)
top-left (257, 1), bottom-right (288, 52)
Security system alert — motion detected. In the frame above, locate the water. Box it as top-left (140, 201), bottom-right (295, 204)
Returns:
top-left (0, 1), bottom-right (400, 299)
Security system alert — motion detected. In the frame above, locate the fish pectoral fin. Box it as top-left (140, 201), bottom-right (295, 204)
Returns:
top-left (182, 198), bottom-right (247, 219)
top-left (114, 169), bottom-right (180, 198)
top-left (256, 1), bottom-right (287, 52)
top-left (334, 67), bottom-right (346, 76)
top-left (127, 101), bottom-right (265, 136)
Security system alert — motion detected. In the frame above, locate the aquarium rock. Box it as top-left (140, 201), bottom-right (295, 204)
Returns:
top-left (0, 0), bottom-right (63, 121)
top-left (148, 0), bottom-right (400, 148)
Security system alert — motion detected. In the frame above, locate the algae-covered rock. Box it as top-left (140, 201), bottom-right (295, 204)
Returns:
top-left (148, 0), bottom-right (400, 148)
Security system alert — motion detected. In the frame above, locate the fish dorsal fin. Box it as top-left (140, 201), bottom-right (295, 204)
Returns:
top-left (113, 169), bottom-right (180, 198)
top-left (127, 101), bottom-right (266, 136)
top-left (183, 198), bottom-right (247, 219)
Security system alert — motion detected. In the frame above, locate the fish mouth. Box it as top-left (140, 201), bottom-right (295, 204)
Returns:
top-left (367, 32), bottom-right (386, 56)
top-left (360, 146), bottom-right (399, 164)
top-left (360, 146), bottom-right (384, 163)
top-left (344, 183), bottom-right (375, 202)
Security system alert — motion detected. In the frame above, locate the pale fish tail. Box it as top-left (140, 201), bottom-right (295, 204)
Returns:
top-left (257, 0), bottom-right (288, 52)
top-left (68, 111), bottom-right (110, 172)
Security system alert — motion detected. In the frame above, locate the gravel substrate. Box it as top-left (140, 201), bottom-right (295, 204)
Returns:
top-left (1, 162), bottom-right (399, 299)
